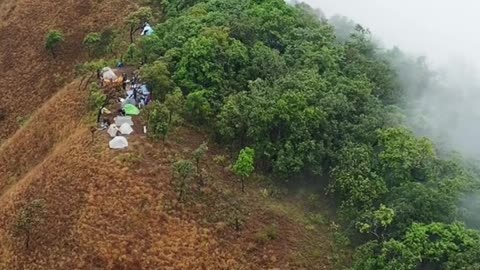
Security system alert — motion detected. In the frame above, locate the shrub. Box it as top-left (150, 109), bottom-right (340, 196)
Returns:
top-left (83, 32), bottom-right (101, 57)
top-left (88, 82), bottom-right (106, 111)
top-left (45, 30), bottom-right (64, 57)
top-left (255, 224), bottom-right (278, 244)
top-left (145, 101), bottom-right (170, 141)
top-left (13, 199), bottom-right (45, 250)
top-left (172, 159), bottom-right (194, 201)
top-left (192, 142), bottom-right (209, 172)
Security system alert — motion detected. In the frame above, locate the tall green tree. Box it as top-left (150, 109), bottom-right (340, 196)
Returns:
top-left (184, 90), bottom-right (213, 125)
top-left (330, 143), bottom-right (387, 210)
top-left (174, 27), bottom-right (249, 101)
top-left (164, 88), bottom-right (185, 125)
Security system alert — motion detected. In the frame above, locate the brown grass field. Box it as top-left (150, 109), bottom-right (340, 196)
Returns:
top-left (0, 0), bottom-right (132, 141)
top-left (0, 0), bottom-right (340, 269)
top-left (0, 82), bottom-right (337, 269)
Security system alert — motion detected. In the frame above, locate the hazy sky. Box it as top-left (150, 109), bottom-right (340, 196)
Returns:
top-left (304, 0), bottom-right (480, 69)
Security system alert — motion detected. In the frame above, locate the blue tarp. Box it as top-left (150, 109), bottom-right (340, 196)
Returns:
top-left (140, 85), bottom-right (150, 95)
top-left (125, 84), bottom-right (151, 107)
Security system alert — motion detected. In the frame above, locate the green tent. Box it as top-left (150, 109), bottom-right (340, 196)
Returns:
top-left (124, 104), bottom-right (140, 116)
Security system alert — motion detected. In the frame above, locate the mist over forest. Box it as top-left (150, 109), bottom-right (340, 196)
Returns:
top-left (306, 0), bottom-right (480, 231)
top-left (322, 13), bottom-right (475, 156)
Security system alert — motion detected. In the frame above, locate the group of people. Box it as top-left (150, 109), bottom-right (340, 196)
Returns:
top-left (96, 68), bottom-right (151, 130)
top-left (118, 70), bottom-right (151, 107)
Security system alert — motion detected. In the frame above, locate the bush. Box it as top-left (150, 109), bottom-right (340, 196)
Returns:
top-left (172, 159), bottom-right (194, 201)
top-left (13, 199), bottom-right (45, 250)
top-left (83, 32), bottom-right (101, 57)
top-left (145, 101), bottom-right (170, 141)
top-left (83, 29), bottom-right (117, 58)
top-left (233, 147), bottom-right (255, 192)
top-left (45, 30), bottom-right (64, 57)
top-left (88, 82), bottom-right (106, 111)
top-left (255, 224), bottom-right (278, 244)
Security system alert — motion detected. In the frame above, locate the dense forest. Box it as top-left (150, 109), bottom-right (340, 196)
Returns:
top-left (109, 0), bottom-right (480, 268)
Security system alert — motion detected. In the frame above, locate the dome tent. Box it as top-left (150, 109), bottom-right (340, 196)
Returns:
top-left (114, 116), bottom-right (134, 126)
top-left (107, 124), bottom-right (119, 138)
top-left (101, 67), bottom-right (118, 81)
top-left (119, 123), bottom-right (134, 135)
top-left (123, 104), bottom-right (140, 116)
top-left (109, 136), bottom-right (128, 149)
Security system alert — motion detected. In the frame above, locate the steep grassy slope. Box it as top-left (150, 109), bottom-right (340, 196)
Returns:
top-left (0, 1), bottom-right (340, 268)
top-left (0, 0), bottom-right (132, 141)
top-left (0, 81), bottom-right (88, 194)
top-left (0, 85), bottom-right (336, 268)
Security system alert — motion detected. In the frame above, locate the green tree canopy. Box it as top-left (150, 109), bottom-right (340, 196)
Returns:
top-left (140, 60), bottom-right (176, 101)
top-left (127, 1), bottom-right (480, 267)
top-left (353, 223), bottom-right (480, 270)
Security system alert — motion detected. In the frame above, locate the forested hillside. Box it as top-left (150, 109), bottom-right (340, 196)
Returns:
top-left (1, 0), bottom-right (479, 269)
top-left (125, 0), bottom-right (480, 268)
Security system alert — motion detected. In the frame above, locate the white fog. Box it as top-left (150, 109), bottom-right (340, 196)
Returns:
top-left (304, 0), bottom-right (480, 159)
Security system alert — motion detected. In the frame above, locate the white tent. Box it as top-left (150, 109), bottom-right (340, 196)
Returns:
top-left (141, 23), bottom-right (154, 36)
top-left (101, 67), bottom-right (118, 81)
top-left (119, 123), bottom-right (134, 135)
top-left (109, 136), bottom-right (128, 149)
top-left (107, 124), bottom-right (119, 138)
top-left (114, 116), bottom-right (134, 127)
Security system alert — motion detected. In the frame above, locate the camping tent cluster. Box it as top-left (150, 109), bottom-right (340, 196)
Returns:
top-left (97, 67), bottom-right (150, 150)
top-left (108, 116), bottom-right (134, 149)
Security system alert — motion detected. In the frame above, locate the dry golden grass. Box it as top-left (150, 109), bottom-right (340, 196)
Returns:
top-left (0, 81), bottom-right (88, 194)
top-left (0, 1), bottom-right (337, 268)
top-left (0, 89), bottom-right (335, 269)
top-left (0, 0), bottom-right (133, 141)
top-left (0, 96), bottom-right (244, 269)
